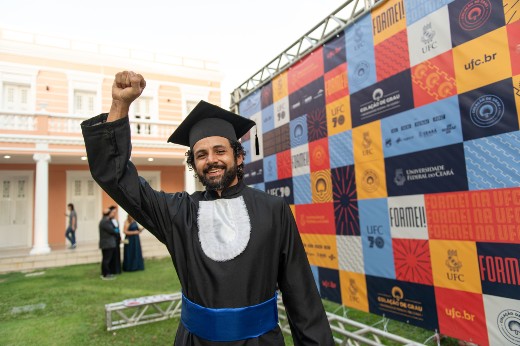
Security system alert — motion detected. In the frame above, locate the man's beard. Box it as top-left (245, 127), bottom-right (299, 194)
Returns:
top-left (197, 161), bottom-right (238, 191)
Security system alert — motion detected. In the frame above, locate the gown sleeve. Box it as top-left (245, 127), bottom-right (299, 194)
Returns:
top-left (81, 114), bottom-right (190, 246)
top-left (276, 201), bottom-right (335, 346)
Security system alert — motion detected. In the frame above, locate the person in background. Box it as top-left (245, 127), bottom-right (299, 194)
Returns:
top-left (122, 214), bottom-right (145, 272)
top-left (81, 71), bottom-right (334, 345)
top-left (99, 205), bottom-right (118, 280)
top-left (110, 214), bottom-right (122, 275)
top-left (65, 203), bottom-right (77, 249)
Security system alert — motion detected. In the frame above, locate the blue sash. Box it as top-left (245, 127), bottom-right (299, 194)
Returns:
top-left (181, 293), bottom-right (278, 341)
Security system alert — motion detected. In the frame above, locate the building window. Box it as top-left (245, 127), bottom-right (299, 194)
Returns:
top-left (3, 83), bottom-right (30, 111)
top-left (186, 100), bottom-right (198, 114)
top-left (133, 96), bottom-right (152, 135)
top-left (73, 90), bottom-right (95, 116)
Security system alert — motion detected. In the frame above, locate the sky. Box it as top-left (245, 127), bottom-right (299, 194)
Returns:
top-left (0, 0), bottom-right (347, 108)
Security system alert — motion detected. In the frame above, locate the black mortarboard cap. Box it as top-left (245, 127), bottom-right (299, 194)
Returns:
top-left (167, 101), bottom-right (257, 153)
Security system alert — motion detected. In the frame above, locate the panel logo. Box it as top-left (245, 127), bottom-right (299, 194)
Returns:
top-left (394, 164), bottom-right (455, 185)
top-left (497, 309), bottom-right (520, 345)
top-left (361, 168), bottom-right (380, 193)
top-left (353, 25), bottom-right (365, 52)
top-left (385, 143), bottom-right (468, 196)
top-left (469, 94), bottom-right (504, 127)
top-left (312, 170), bottom-right (332, 203)
top-left (351, 70), bottom-right (414, 127)
top-left (347, 278), bottom-right (360, 302)
top-left (366, 224), bottom-right (385, 249)
top-left (420, 22), bottom-right (438, 54)
top-left (445, 307), bottom-right (475, 321)
top-left (359, 88), bottom-right (401, 120)
top-left (464, 52), bottom-right (498, 71)
top-left (353, 60), bottom-right (371, 86)
top-left (325, 64), bottom-right (348, 103)
top-left (265, 178), bottom-right (294, 205)
top-left (362, 131), bottom-right (373, 156)
top-left (446, 249), bottom-right (465, 282)
top-left (372, 0), bottom-right (406, 44)
top-left (388, 205), bottom-right (427, 229)
top-left (388, 194), bottom-right (428, 239)
top-left (326, 96), bottom-right (351, 136)
top-left (459, 0), bottom-right (492, 31)
top-left (478, 242), bottom-right (520, 300)
top-left (275, 101), bottom-right (288, 124)
top-left (311, 143), bottom-right (327, 167)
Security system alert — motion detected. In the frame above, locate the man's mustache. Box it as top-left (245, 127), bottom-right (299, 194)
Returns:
top-left (203, 164), bottom-right (226, 174)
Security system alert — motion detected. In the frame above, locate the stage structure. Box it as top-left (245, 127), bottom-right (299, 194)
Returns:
top-left (233, 0), bottom-right (520, 345)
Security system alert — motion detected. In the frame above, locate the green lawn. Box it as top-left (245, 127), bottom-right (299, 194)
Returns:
top-left (0, 257), bottom-right (457, 345)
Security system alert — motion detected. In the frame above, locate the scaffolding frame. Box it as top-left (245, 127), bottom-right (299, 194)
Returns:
top-left (230, 0), bottom-right (387, 113)
top-left (105, 292), bottom-right (432, 345)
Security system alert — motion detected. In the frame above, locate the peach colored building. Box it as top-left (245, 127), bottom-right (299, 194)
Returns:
top-left (0, 28), bottom-right (219, 254)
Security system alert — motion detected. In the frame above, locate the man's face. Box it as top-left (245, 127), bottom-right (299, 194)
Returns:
top-left (193, 136), bottom-right (243, 191)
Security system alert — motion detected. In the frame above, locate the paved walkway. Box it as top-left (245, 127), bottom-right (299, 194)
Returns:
top-left (0, 237), bottom-right (169, 274)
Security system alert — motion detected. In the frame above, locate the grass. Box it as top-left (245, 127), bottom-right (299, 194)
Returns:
top-left (0, 257), bottom-right (458, 345)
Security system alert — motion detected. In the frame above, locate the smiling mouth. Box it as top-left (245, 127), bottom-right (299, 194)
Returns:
top-left (204, 165), bottom-right (225, 178)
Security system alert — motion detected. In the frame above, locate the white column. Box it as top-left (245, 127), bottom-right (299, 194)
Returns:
top-left (30, 153), bottom-right (51, 255)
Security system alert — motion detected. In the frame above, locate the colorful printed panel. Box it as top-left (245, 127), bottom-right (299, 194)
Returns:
top-left (239, 0), bottom-right (520, 343)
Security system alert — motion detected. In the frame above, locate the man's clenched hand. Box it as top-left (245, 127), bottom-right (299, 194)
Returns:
top-left (107, 71), bottom-right (146, 122)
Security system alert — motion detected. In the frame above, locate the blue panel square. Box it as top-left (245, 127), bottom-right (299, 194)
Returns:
top-left (359, 198), bottom-right (395, 279)
top-left (293, 174), bottom-right (312, 205)
top-left (262, 104), bottom-right (275, 134)
top-left (329, 131), bottom-right (354, 168)
top-left (464, 131), bottom-right (520, 190)
top-left (242, 139), bottom-right (252, 164)
top-left (263, 154), bottom-right (278, 183)
top-left (290, 115), bottom-right (309, 148)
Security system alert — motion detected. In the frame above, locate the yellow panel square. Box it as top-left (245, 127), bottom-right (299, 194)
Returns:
top-left (326, 96), bottom-right (352, 136)
top-left (453, 27), bottom-right (512, 93)
top-left (354, 159), bottom-right (387, 200)
top-left (371, 0), bottom-right (407, 45)
top-left (272, 71), bottom-right (288, 102)
top-left (429, 240), bottom-right (482, 294)
top-left (340, 270), bottom-right (369, 312)
top-left (352, 121), bottom-right (383, 164)
top-left (300, 234), bottom-right (338, 269)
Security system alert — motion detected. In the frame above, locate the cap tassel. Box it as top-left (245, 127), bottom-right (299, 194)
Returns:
top-left (255, 130), bottom-right (260, 156)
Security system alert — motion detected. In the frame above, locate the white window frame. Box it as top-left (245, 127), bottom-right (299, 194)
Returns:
top-left (129, 80), bottom-right (158, 121)
top-left (181, 86), bottom-right (209, 119)
top-left (67, 72), bottom-right (102, 116)
top-left (0, 65), bottom-right (38, 112)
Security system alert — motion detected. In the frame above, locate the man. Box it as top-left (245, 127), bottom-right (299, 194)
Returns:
top-left (99, 205), bottom-right (119, 280)
top-left (65, 203), bottom-right (77, 249)
top-left (81, 71), bottom-right (334, 345)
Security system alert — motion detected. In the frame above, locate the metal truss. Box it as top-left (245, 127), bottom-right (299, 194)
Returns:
top-left (277, 297), bottom-right (428, 346)
top-left (105, 292), bottom-right (429, 345)
top-left (230, 0), bottom-right (387, 113)
top-left (105, 293), bottom-right (182, 331)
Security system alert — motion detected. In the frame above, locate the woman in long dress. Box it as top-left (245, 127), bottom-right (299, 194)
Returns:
top-left (122, 214), bottom-right (144, 271)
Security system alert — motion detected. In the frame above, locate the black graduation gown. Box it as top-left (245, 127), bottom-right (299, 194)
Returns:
top-left (81, 114), bottom-right (334, 346)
